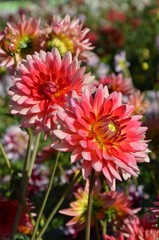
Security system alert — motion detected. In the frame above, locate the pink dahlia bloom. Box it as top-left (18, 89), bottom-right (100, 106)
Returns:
top-left (52, 85), bottom-right (149, 190)
top-left (45, 15), bottom-right (93, 60)
top-left (0, 15), bottom-right (42, 67)
top-left (96, 73), bottom-right (133, 96)
top-left (127, 90), bottom-right (150, 115)
top-left (9, 48), bottom-right (93, 134)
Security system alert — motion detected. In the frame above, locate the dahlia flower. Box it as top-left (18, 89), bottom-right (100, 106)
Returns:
top-left (60, 180), bottom-right (104, 231)
top-left (9, 48), bottom-right (93, 134)
top-left (122, 216), bottom-right (159, 240)
top-left (0, 15), bottom-right (42, 66)
top-left (0, 196), bottom-right (33, 239)
top-left (52, 85), bottom-right (149, 190)
top-left (1, 125), bottom-right (28, 161)
top-left (97, 73), bottom-right (133, 96)
top-left (127, 90), bottom-right (150, 115)
top-left (45, 15), bottom-right (93, 60)
top-left (102, 191), bottom-right (140, 221)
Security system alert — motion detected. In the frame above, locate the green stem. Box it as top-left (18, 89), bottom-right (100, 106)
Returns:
top-left (11, 133), bottom-right (40, 239)
top-left (85, 170), bottom-right (95, 240)
top-left (31, 151), bottom-right (60, 240)
top-left (36, 171), bottom-right (81, 240)
top-left (24, 130), bottom-right (33, 171)
top-left (95, 218), bottom-right (100, 240)
top-left (0, 143), bottom-right (11, 171)
top-left (28, 133), bottom-right (41, 177)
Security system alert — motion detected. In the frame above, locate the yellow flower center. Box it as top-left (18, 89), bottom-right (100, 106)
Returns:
top-left (48, 33), bottom-right (74, 56)
top-left (88, 117), bottom-right (120, 147)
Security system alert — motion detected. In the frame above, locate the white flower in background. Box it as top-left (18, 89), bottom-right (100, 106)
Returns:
top-left (114, 51), bottom-right (130, 73)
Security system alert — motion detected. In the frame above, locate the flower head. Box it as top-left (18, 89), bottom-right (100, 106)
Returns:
top-left (97, 73), bottom-right (133, 96)
top-left (53, 85), bottom-right (149, 190)
top-left (45, 15), bottom-right (93, 60)
top-left (1, 125), bottom-right (28, 161)
top-left (9, 48), bottom-right (93, 134)
top-left (103, 191), bottom-right (139, 222)
top-left (127, 89), bottom-right (150, 115)
top-left (0, 15), bottom-right (42, 66)
top-left (60, 180), bottom-right (104, 231)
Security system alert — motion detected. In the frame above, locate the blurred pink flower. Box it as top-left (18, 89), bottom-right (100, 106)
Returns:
top-left (102, 191), bottom-right (140, 220)
top-left (127, 89), bottom-right (150, 115)
top-left (45, 15), bottom-right (93, 60)
top-left (9, 48), bottom-right (93, 134)
top-left (52, 84), bottom-right (149, 190)
top-left (1, 125), bottom-right (28, 161)
top-left (28, 164), bottom-right (49, 195)
top-left (97, 73), bottom-right (133, 96)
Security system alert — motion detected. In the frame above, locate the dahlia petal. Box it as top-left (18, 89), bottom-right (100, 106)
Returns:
top-left (53, 130), bottom-right (67, 139)
top-left (21, 87), bottom-right (31, 95)
top-left (107, 162), bottom-right (122, 181)
top-left (39, 50), bottom-right (46, 61)
top-left (12, 94), bottom-right (21, 102)
top-left (79, 140), bottom-right (87, 148)
top-left (93, 84), bottom-right (104, 114)
top-left (71, 146), bottom-right (82, 163)
top-left (82, 160), bottom-right (92, 179)
top-left (17, 96), bottom-right (28, 104)
top-left (29, 104), bottom-right (41, 113)
top-left (59, 208), bottom-right (78, 217)
top-left (102, 166), bottom-right (113, 183)
top-left (112, 105), bottom-right (126, 118)
top-left (81, 151), bottom-right (92, 161)
top-left (92, 160), bottom-right (102, 172)
top-left (107, 178), bottom-right (116, 191)
top-left (51, 141), bottom-right (70, 151)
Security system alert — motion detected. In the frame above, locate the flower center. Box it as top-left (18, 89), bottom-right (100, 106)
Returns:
top-left (48, 33), bottom-right (74, 56)
top-left (38, 82), bottom-right (59, 100)
top-left (88, 117), bottom-right (120, 147)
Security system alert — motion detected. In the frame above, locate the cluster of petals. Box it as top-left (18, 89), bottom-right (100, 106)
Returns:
top-left (52, 84), bottom-right (149, 190)
top-left (45, 15), bottom-right (93, 60)
top-left (97, 73), bottom-right (133, 96)
top-left (122, 216), bottom-right (159, 240)
top-left (9, 48), bottom-right (93, 134)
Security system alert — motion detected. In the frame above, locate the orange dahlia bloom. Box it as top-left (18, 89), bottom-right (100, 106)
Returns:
top-left (52, 85), bottom-right (149, 190)
top-left (9, 48), bottom-right (93, 134)
top-left (45, 15), bottom-right (93, 60)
